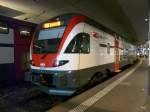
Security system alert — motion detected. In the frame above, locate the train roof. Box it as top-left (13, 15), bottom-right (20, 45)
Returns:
top-left (42, 13), bottom-right (117, 36)
top-left (38, 13), bottom-right (133, 44)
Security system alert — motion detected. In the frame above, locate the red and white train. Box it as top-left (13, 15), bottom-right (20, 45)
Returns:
top-left (30, 13), bottom-right (137, 96)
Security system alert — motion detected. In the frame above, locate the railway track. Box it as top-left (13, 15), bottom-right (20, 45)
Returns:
top-left (0, 83), bottom-right (67, 112)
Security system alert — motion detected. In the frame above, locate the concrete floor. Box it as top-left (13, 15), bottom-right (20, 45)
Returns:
top-left (48, 59), bottom-right (150, 112)
top-left (85, 59), bottom-right (148, 112)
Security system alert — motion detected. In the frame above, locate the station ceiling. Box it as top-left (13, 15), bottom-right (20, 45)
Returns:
top-left (0, 0), bottom-right (148, 44)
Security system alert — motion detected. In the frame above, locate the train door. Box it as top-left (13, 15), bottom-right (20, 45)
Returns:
top-left (64, 33), bottom-right (82, 87)
top-left (19, 26), bottom-right (32, 72)
top-left (14, 25), bottom-right (32, 80)
top-left (78, 32), bottom-right (90, 85)
top-left (114, 35), bottom-right (120, 72)
top-left (79, 33), bottom-right (90, 69)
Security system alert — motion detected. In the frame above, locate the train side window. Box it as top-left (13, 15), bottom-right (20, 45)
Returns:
top-left (65, 33), bottom-right (90, 53)
top-left (107, 43), bottom-right (110, 54)
top-left (19, 26), bottom-right (31, 37)
top-left (80, 33), bottom-right (90, 53)
top-left (0, 21), bottom-right (9, 34)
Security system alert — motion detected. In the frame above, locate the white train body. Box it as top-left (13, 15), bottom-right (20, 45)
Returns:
top-left (30, 13), bottom-right (137, 95)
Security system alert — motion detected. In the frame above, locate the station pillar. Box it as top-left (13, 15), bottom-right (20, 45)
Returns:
top-left (148, 0), bottom-right (150, 95)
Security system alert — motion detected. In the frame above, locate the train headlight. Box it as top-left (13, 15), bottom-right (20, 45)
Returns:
top-left (53, 60), bottom-right (69, 67)
top-left (40, 62), bottom-right (45, 67)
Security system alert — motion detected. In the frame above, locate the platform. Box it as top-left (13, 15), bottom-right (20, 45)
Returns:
top-left (47, 59), bottom-right (150, 112)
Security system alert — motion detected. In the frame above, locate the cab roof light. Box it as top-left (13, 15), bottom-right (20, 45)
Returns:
top-left (43, 21), bottom-right (62, 28)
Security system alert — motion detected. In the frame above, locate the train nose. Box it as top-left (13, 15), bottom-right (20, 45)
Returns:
top-left (32, 54), bottom-right (58, 67)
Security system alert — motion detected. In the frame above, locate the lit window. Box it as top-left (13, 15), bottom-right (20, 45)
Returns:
top-left (19, 26), bottom-right (31, 37)
top-left (0, 21), bottom-right (9, 34)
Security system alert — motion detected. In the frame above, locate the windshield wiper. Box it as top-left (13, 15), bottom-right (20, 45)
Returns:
top-left (34, 44), bottom-right (46, 49)
top-left (34, 44), bottom-right (42, 49)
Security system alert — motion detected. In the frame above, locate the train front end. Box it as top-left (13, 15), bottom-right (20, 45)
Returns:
top-left (29, 14), bottom-right (86, 96)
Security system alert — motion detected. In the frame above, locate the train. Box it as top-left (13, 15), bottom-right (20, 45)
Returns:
top-left (29, 13), bottom-right (137, 96)
top-left (0, 15), bottom-right (36, 86)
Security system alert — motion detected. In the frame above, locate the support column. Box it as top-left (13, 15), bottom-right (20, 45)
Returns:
top-left (148, 0), bottom-right (150, 95)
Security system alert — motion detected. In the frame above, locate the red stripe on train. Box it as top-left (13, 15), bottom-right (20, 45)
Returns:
top-left (57, 14), bottom-right (86, 53)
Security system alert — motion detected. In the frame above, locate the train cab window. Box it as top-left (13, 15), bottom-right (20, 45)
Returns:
top-left (107, 43), bottom-right (110, 54)
top-left (65, 33), bottom-right (90, 53)
top-left (19, 26), bottom-right (31, 37)
top-left (0, 21), bottom-right (8, 34)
